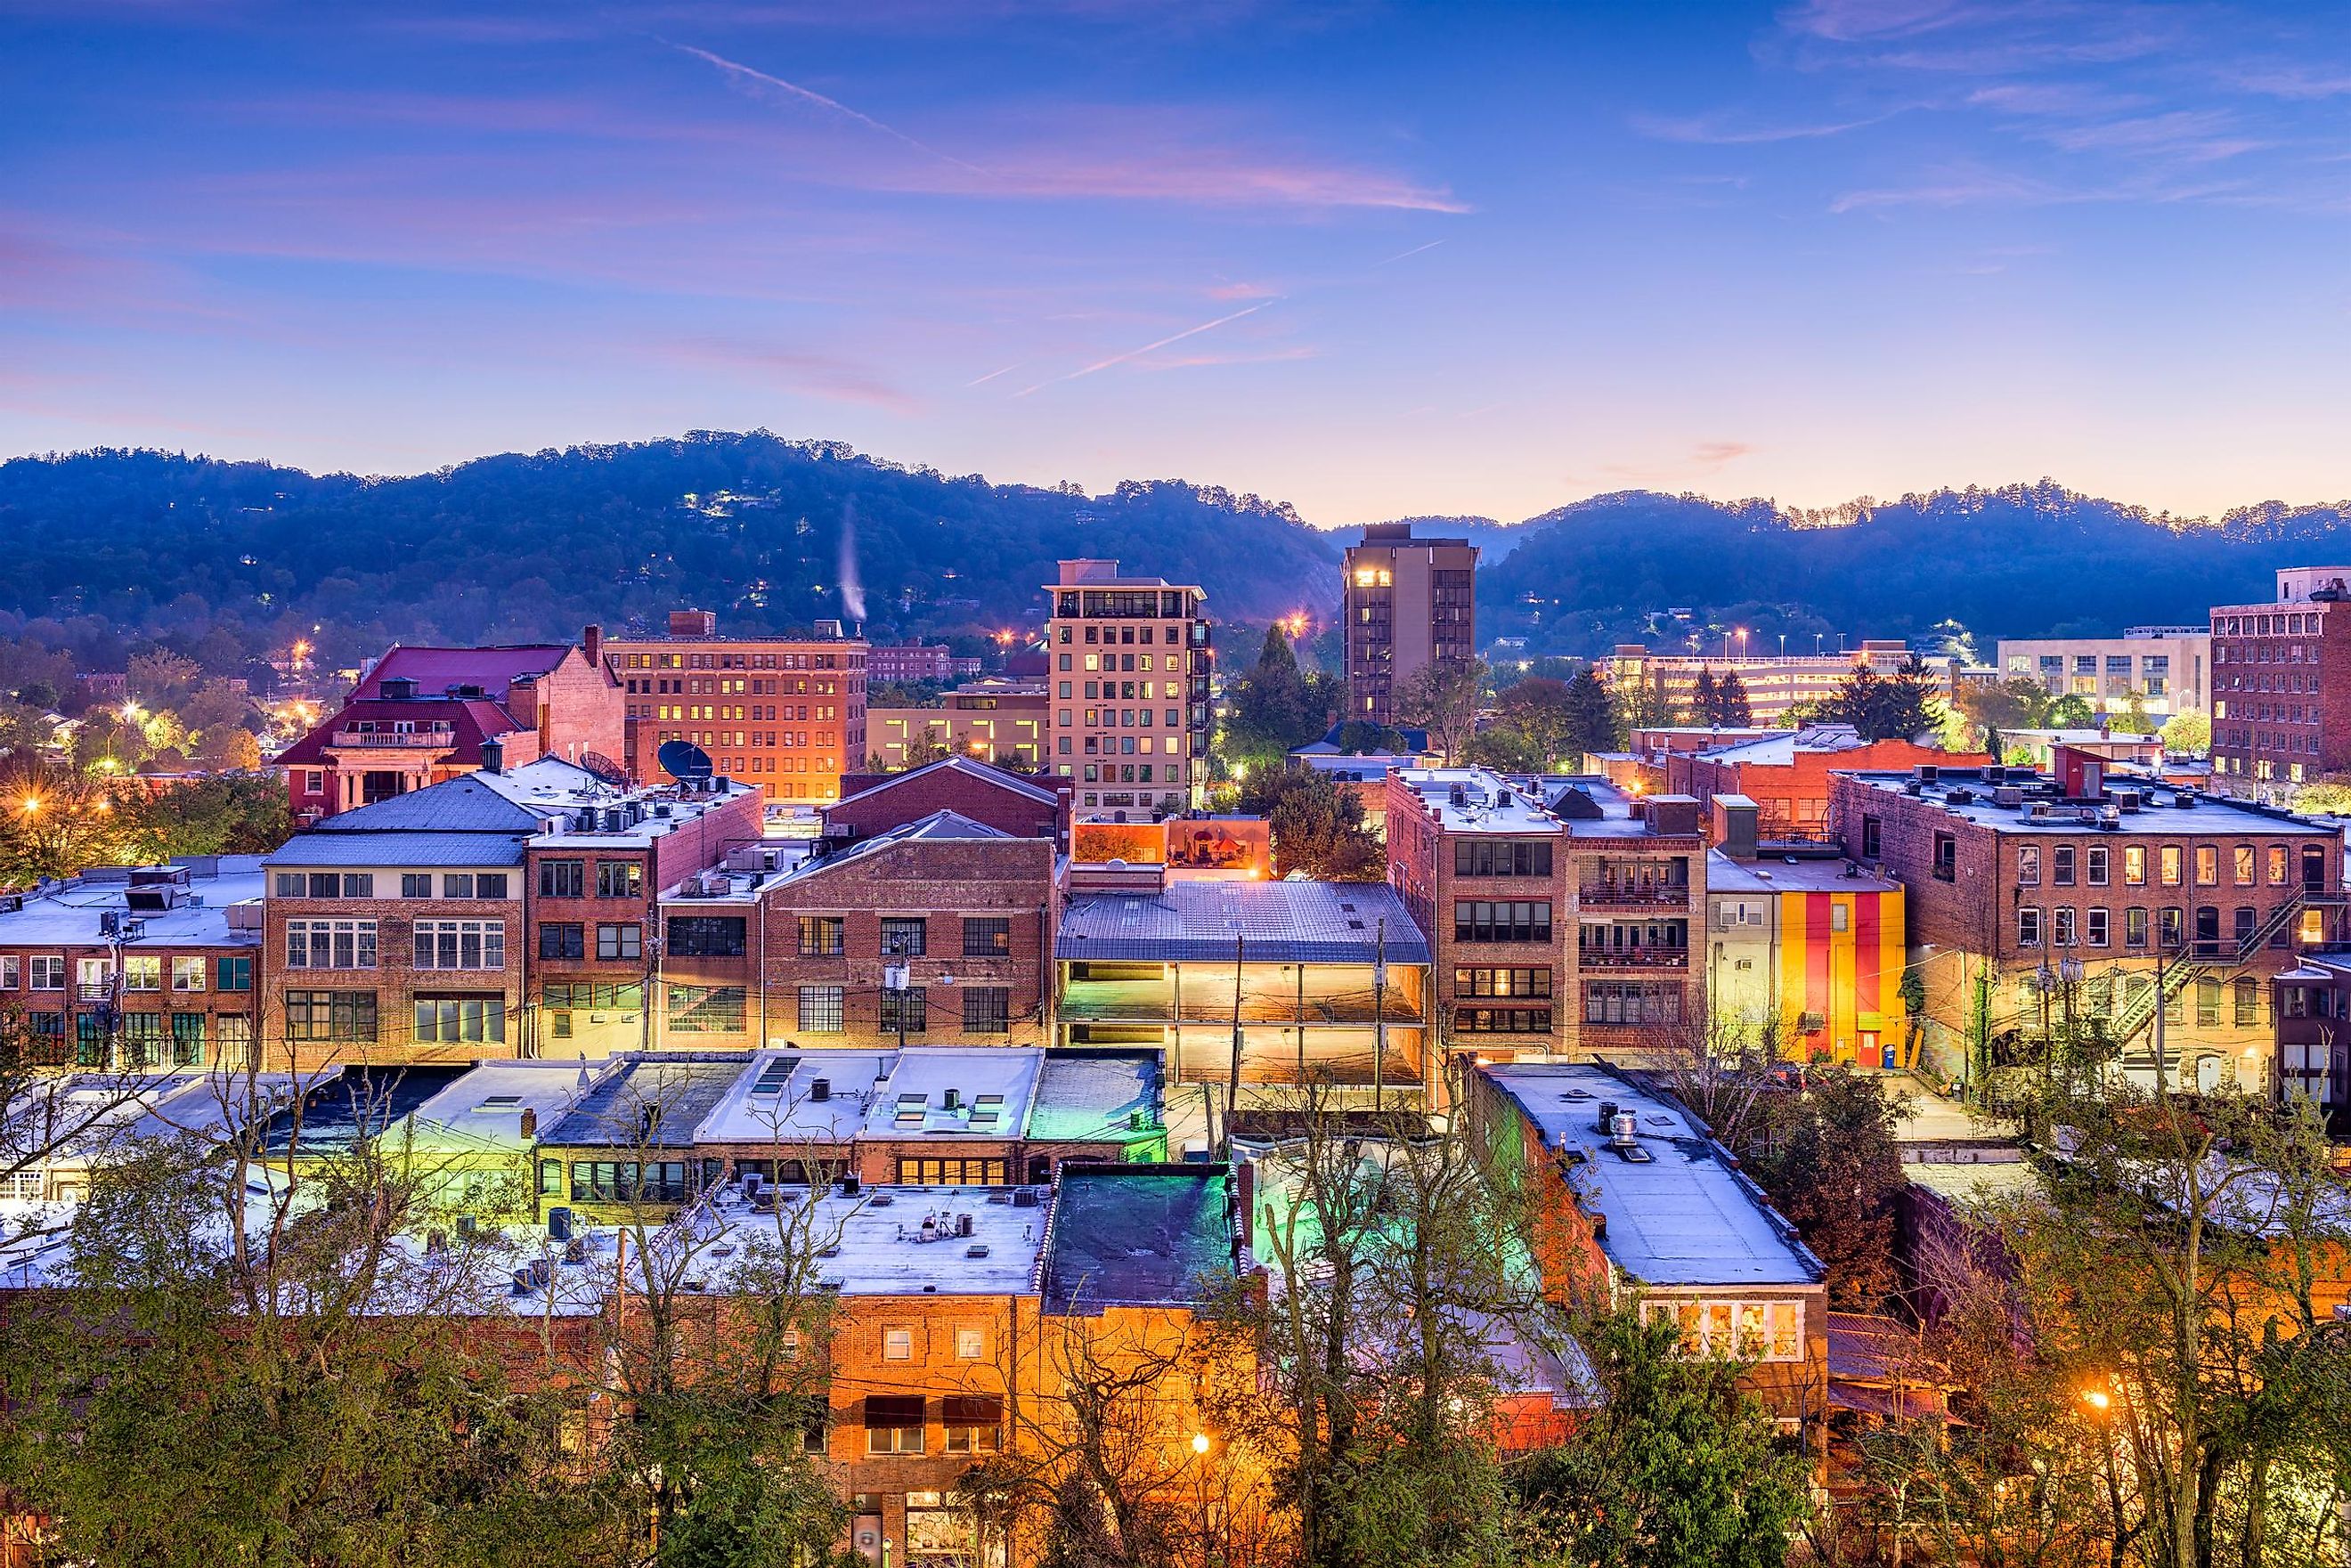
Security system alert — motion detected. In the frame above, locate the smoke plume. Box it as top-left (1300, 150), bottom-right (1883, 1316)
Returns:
top-left (837, 500), bottom-right (866, 622)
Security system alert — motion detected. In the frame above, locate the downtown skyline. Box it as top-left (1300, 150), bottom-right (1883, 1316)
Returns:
top-left (7, 0), bottom-right (2351, 525)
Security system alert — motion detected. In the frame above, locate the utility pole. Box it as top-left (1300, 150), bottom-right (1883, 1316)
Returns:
top-left (1372, 916), bottom-right (1387, 1116)
top-left (886, 963), bottom-right (910, 1055)
top-left (1222, 935), bottom-right (1243, 1160)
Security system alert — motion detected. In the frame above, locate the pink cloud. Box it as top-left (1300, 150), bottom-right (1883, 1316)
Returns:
top-left (663, 338), bottom-right (920, 413)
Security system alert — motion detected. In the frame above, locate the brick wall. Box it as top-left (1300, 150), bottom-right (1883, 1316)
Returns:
top-left (826, 768), bottom-right (1065, 846)
top-left (260, 890), bottom-right (525, 1070)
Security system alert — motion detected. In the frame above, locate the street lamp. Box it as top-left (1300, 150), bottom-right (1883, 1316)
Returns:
top-left (1190, 1433), bottom-right (1214, 1567)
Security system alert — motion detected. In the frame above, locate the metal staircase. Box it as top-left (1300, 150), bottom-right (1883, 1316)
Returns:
top-left (2106, 892), bottom-right (2346, 1073)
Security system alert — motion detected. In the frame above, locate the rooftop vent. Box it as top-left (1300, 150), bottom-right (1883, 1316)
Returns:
top-left (1993, 786), bottom-right (2026, 808)
top-left (380, 676), bottom-right (419, 700)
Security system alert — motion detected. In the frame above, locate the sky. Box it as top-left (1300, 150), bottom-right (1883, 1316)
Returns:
top-left (5, 0), bottom-right (2351, 527)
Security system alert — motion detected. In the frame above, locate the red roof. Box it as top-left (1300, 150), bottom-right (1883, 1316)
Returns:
top-left (275, 697), bottom-right (525, 769)
top-left (355, 645), bottom-right (579, 704)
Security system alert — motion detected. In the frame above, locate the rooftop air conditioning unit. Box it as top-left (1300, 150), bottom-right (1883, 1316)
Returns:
top-left (1993, 787), bottom-right (2026, 808)
top-left (1916, 765), bottom-right (1940, 784)
top-left (1946, 787), bottom-right (1975, 805)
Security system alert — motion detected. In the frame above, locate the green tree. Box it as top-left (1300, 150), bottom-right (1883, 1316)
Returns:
top-left (0, 752), bottom-right (126, 883)
top-left (1515, 1310), bottom-right (1812, 1568)
top-left (1714, 670), bottom-right (1753, 727)
top-left (1488, 677), bottom-right (1577, 770)
top-left (1692, 668), bottom-right (1721, 726)
top-left (126, 647), bottom-right (202, 704)
top-left (1220, 624), bottom-right (1327, 773)
top-left (1242, 765), bottom-right (1384, 881)
top-left (1737, 1066), bottom-right (1911, 1310)
top-left (1796, 661), bottom-right (1940, 741)
top-left (1981, 719), bottom-right (2006, 765)
top-left (2162, 710), bottom-right (2210, 757)
top-left (197, 724), bottom-right (264, 772)
top-left (117, 772), bottom-right (294, 862)
top-left (1561, 666), bottom-right (1622, 760)
top-left (1393, 657), bottom-right (1486, 767)
top-left (2046, 693), bottom-right (2096, 729)
top-left (1615, 668), bottom-right (1682, 733)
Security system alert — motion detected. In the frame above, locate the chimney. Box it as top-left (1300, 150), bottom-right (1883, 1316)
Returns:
top-left (582, 623), bottom-right (603, 668)
top-left (1711, 794), bottom-right (1760, 860)
top-left (478, 738), bottom-right (504, 775)
top-left (519, 1107), bottom-right (537, 1139)
top-left (669, 609), bottom-right (719, 638)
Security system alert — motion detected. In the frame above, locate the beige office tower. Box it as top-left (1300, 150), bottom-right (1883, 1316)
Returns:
top-left (1044, 559), bottom-right (1210, 822)
top-left (1346, 524), bottom-right (1478, 726)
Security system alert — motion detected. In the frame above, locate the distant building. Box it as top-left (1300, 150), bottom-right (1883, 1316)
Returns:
top-left (1607, 641), bottom-right (1926, 727)
top-left (273, 638), bottom-right (623, 821)
top-left (866, 679), bottom-right (1048, 771)
top-left (1994, 626), bottom-right (2209, 718)
top-left (602, 610), bottom-right (868, 805)
top-left (1665, 725), bottom-right (1989, 846)
top-left (2209, 566), bottom-right (2351, 792)
top-left (866, 643), bottom-right (956, 686)
top-left (1044, 560), bottom-right (1211, 822)
top-left (825, 756), bottom-right (1069, 849)
top-left (1343, 523), bottom-right (1477, 726)
top-left (2273, 955), bottom-right (2351, 1122)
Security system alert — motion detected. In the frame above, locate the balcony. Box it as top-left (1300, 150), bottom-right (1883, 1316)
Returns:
top-left (329, 727), bottom-right (456, 749)
top-left (1576, 946), bottom-right (1692, 971)
top-left (1577, 884), bottom-right (1691, 911)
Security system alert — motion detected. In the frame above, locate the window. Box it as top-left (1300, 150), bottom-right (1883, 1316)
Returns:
top-left (667, 916), bottom-right (747, 958)
top-left (2233, 845), bottom-right (2256, 887)
top-left (943, 1395), bottom-right (1002, 1454)
top-left (963, 987), bottom-right (1011, 1035)
top-left (2268, 846), bottom-right (2290, 885)
top-left (669, 985), bottom-right (746, 1034)
top-left (883, 1328), bottom-right (913, 1361)
top-left (2016, 846), bottom-right (2039, 886)
top-left (2194, 846), bottom-right (2217, 887)
top-left (284, 990), bottom-right (378, 1043)
top-left (2087, 846), bottom-right (2110, 886)
top-left (1452, 840), bottom-right (1555, 877)
top-left (880, 917), bottom-right (928, 957)
top-left (2053, 907), bottom-right (2074, 946)
top-left (2125, 846), bottom-right (2147, 886)
top-left (2017, 907), bottom-right (2041, 946)
top-left (2052, 846), bottom-right (2075, 886)
top-left (121, 955), bottom-right (161, 991)
top-left (797, 916), bottom-right (844, 956)
top-left (0, 956), bottom-right (16, 990)
top-left (1932, 833), bottom-right (1956, 881)
top-left (1454, 967), bottom-right (1552, 998)
top-left (597, 923), bottom-right (642, 961)
top-left (2233, 977), bottom-right (2260, 1028)
top-left (956, 1327), bottom-right (985, 1360)
top-left (414, 919), bottom-right (504, 970)
top-left (476, 873), bottom-right (509, 899)
top-left (2087, 907), bottom-right (2109, 947)
top-left (119, 1013), bottom-right (162, 1068)
top-left (538, 859), bottom-right (585, 898)
top-left (1642, 1299), bottom-right (1804, 1361)
top-left (169, 1012), bottom-right (205, 1067)
top-left (171, 956), bottom-right (205, 992)
top-left (2197, 978), bottom-right (2221, 1028)
top-left (898, 1156), bottom-right (1008, 1185)
top-left (596, 860), bottom-right (643, 899)
top-left (1452, 900), bottom-right (1552, 944)
top-left (442, 873), bottom-right (474, 898)
top-left (1861, 815), bottom-right (1881, 858)
top-left (1582, 981), bottom-right (1680, 1026)
top-left (865, 1395), bottom-right (924, 1455)
top-left (538, 922), bottom-right (585, 961)
top-left (2127, 907), bottom-right (2149, 946)
top-left (29, 956), bottom-right (62, 991)
top-left (2160, 845), bottom-right (2183, 886)
top-left (1456, 1006), bottom-right (1554, 1033)
top-left (963, 917), bottom-right (1011, 957)
top-left (286, 919), bottom-right (378, 970)
top-left (796, 987), bottom-right (844, 1032)
top-left (566, 1160), bottom-right (694, 1204)
top-left (2160, 907), bottom-right (2184, 948)
top-left (414, 995), bottom-right (506, 1044)
top-left (880, 987), bottom-right (929, 1035)
top-left (402, 873), bottom-right (434, 898)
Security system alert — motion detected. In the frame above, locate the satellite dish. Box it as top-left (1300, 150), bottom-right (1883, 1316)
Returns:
top-left (657, 739), bottom-right (714, 782)
top-left (579, 750), bottom-right (629, 786)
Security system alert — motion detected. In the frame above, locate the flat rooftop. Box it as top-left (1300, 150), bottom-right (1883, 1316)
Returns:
top-left (1392, 768), bottom-right (1563, 835)
top-left (408, 1060), bottom-right (598, 1152)
top-left (1839, 768), bottom-right (2331, 838)
top-left (540, 1053), bottom-right (753, 1149)
top-left (1058, 881), bottom-right (1432, 966)
top-left (1480, 1062), bottom-right (1821, 1289)
top-left (692, 1180), bottom-right (1051, 1296)
top-left (1705, 849), bottom-right (1900, 896)
top-left (1041, 1165), bottom-right (1240, 1313)
top-left (0, 857), bottom-right (265, 949)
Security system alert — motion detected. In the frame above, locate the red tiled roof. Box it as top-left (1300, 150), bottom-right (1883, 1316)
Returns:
top-left (356, 645), bottom-right (578, 704)
top-left (275, 697), bottom-right (525, 768)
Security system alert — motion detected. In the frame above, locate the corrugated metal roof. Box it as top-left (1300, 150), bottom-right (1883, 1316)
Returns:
top-left (312, 776), bottom-right (548, 833)
top-left (263, 832), bottom-right (526, 867)
top-left (1057, 881), bottom-right (1431, 965)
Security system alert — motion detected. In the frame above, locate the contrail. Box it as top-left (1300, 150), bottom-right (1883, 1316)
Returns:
top-left (1373, 239), bottom-right (1445, 266)
top-left (1013, 301), bottom-right (1280, 397)
top-left (965, 361), bottom-right (1025, 387)
top-left (668, 41), bottom-right (990, 177)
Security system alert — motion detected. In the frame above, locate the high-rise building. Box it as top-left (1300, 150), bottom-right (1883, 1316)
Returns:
top-left (602, 610), bottom-right (868, 805)
top-left (1344, 524), bottom-right (1478, 725)
top-left (1993, 626), bottom-right (2211, 719)
top-left (2210, 566), bottom-right (2351, 792)
top-left (1043, 560), bottom-right (1210, 821)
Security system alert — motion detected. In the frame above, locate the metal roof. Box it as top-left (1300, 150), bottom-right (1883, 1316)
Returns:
top-left (309, 776), bottom-right (549, 833)
top-left (1057, 881), bottom-right (1431, 965)
top-left (263, 832), bottom-right (527, 868)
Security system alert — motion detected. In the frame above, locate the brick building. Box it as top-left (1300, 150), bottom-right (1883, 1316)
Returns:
top-left (1343, 522), bottom-right (1477, 726)
top-left (2274, 955), bottom-right (2351, 1123)
top-left (1829, 751), bottom-right (2344, 1094)
top-left (2209, 565), bottom-right (2351, 792)
top-left (603, 610), bottom-right (868, 806)
top-left (1385, 768), bottom-right (1707, 1062)
top-left (1664, 726), bottom-right (1988, 846)
top-left (824, 756), bottom-right (1069, 849)
top-left (865, 679), bottom-right (1050, 772)
top-left (866, 643), bottom-right (956, 686)
top-left (1044, 560), bottom-right (1211, 822)
top-left (257, 757), bottom-right (763, 1068)
top-left (0, 857), bottom-right (264, 1072)
top-left (274, 640), bottom-right (624, 821)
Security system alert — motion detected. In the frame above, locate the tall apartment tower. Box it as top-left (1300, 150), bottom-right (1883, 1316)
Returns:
top-left (1345, 523), bottom-right (1478, 726)
top-left (602, 610), bottom-right (867, 805)
top-left (2210, 565), bottom-right (2351, 793)
top-left (1045, 559), bottom-right (1210, 822)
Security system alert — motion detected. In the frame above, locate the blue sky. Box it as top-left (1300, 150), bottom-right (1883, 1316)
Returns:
top-left (5, 0), bottom-right (2350, 524)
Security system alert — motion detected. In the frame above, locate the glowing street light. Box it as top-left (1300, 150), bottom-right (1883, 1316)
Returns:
top-left (1191, 1432), bottom-right (1211, 1456)
top-left (2081, 1387), bottom-right (2111, 1412)
top-left (18, 796), bottom-right (41, 815)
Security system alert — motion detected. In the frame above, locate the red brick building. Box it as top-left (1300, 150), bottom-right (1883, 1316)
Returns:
top-left (824, 757), bottom-right (1069, 849)
top-left (1044, 560), bottom-right (1212, 822)
top-left (866, 643), bottom-right (956, 685)
top-left (2209, 565), bottom-right (2351, 792)
top-left (602, 610), bottom-right (867, 807)
top-left (1664, 726), bottom-right (1988, 845)
top-left (1829, 752), bottom-right (2343, 1093)
top-left (274, 640), bottom-right (624, 822)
